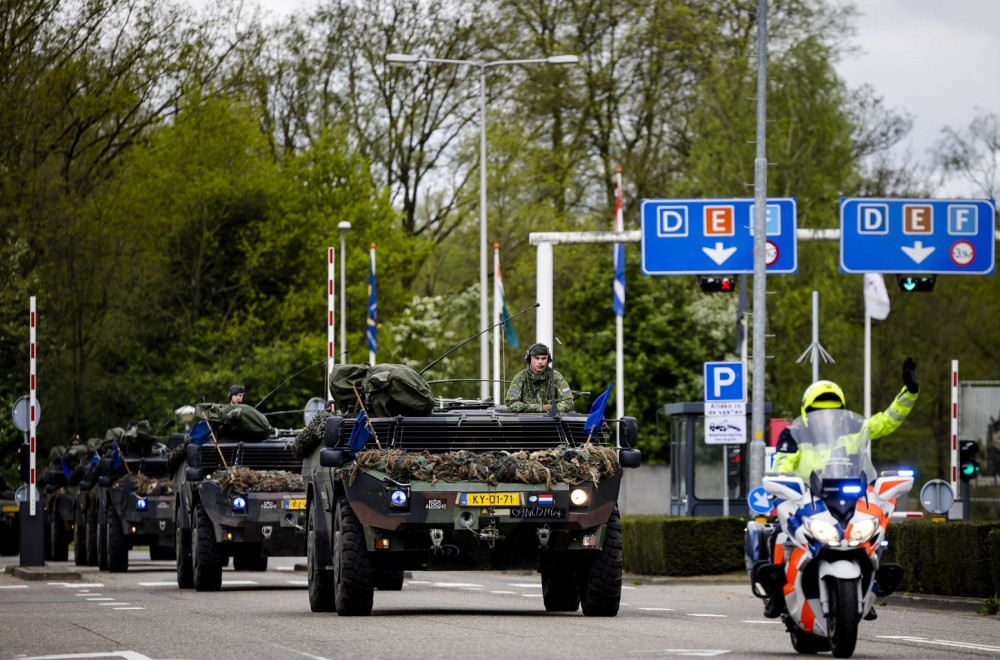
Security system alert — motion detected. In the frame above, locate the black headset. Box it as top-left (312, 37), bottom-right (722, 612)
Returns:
top-left (524, 343), bottom-right (553, 363)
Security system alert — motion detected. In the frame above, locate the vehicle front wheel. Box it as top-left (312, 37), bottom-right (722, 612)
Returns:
top-left (106, 506), bottom-right (129, 572)
top-left (74, 507), bottom-right (87, 565)
top-left (51, 518), bottom-right (69, 562)
top-left (192, 504), bottom-right (222, 591)
top-left (332, 497), bottom-right (373, 616)
top-left (85, 512), bottom-right (98, 566)
top-left (175, 508), bottom-right (193, 589)
top-left (577, 509), bottom-right (622, 617)
top-left (829, 578), bottom-right (860, 658)
top-left (96, 515), bottom-right (108, 572)
top-left (307, 502), bottom-right (336, 612)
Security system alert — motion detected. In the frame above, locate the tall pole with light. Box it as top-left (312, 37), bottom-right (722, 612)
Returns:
top-left (338, 221), bottom-right (351, 364)
top-left (386, 52), bottom-right (579, 398)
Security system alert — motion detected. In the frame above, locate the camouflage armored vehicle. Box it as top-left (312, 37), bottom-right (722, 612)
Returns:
top-left (41, 445), bottom-right (83, 562)
top-left (92, 422), bottom-right (178, 572)
top-left (172, 403), bottom-right (307, 591)
top-left (0, 474), bottom-right (18, 556)
top-left (300, 363), bottom-right (641, 617)
top-left (71, 438), bottom-right (104, 566)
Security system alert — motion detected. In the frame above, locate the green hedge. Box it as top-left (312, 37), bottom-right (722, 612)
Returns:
top-left (622, 516), bottom-right (1000, 599)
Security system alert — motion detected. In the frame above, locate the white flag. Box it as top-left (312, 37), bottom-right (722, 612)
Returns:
top-left (864, 273), bottom-right (890, 320)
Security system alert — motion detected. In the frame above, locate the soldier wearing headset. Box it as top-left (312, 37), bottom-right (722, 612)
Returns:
top-left (504, 343), bottom-right (575, 413)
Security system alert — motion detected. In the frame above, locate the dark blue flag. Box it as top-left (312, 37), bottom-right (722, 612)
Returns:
top-left (59, 456), bottom-right (71, 478)
top-left (348, 410), bottom-right (370, 454)
top-left (111, 444), bottom-right (123, 469)
top-left (367, 252), bottom-right (377, 355)
top-left (189, 419), bottom-right (213, 446)
top-left (91, 451), bottom-right (99, 467)
top-left (585, 383), bottom-right (614, 433)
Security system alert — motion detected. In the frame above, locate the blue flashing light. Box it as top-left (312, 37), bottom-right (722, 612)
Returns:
top-left (880, 540), bottom-right (889, 547)
top-left (136, 498), bottom-right (147, 510)
top-left (389, 489), bottom-right (408, 506)
top-left (897, 469), bottom-right (914, 477)
top-left (842, 485), bottom-right (862, 495)
top-left (232, 496), bottom-right (247, 510)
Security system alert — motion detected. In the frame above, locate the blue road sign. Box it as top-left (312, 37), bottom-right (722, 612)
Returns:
top-left (641, 198), bottom-right (797, 275)
top-left (704, 361), bottom-right (746, 402)
top-left (747, 486), bottom-right (772, 515)
top-left (840, 198), bottom-right (996, 274)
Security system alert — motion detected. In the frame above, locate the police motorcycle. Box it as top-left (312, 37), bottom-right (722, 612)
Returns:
top-left (745, 409), bottom-right (912, 658)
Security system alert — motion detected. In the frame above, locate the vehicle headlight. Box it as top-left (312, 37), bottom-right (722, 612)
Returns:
top-left (136, 498), bottom-right (147, 510)
top-left (848, 518), bottom-right (877, 546)
top-left (570, 488), bottom-right (589, 506)
top-left (389, 489), bottom-right (408, 507)
top-left (806, 519), bottom-right (840, 546)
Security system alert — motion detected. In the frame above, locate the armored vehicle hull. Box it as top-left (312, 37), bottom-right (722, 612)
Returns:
top-left (0, 497), bottom-right (18, 556)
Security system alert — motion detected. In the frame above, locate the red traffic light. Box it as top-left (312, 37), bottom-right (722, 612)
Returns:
top-left (699, 276), bottom-right (736, 293)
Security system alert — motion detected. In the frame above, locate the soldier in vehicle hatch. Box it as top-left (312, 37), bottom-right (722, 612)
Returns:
top-left (505, 343), bottom-right (574, 413)
top-left (229, 385), bottom-right (245, 405)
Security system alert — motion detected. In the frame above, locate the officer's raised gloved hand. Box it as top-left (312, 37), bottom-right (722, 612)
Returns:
top-left (902, 357), bottom-right (919, 394)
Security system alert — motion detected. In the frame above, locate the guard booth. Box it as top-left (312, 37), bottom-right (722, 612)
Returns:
top-left (664, 401), bottom-right (772, 516)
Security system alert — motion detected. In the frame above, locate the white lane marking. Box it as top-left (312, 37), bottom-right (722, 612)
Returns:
top-left (639, 607), bottom-right (675, 611)
top-left (286, 580), bottom-right (308, 586)
top-left (686, 613), bottom-right (727, 617)
top-left (270, 642), bottom-right (334, 660)
top-left (431, 582), bottom-right (483, 588)
top-left (633, 651), bottom-right (729, 657)
top-left (407, 580), bottom-right (431, 584)
top-left (276, 566), bottom-right (293, 571)
top-left (76, 593), bottom-right (100, 596)
top-left (0, 585), bottom-right (29, 589)
top-left (743, 620), bottom-right (781, 624)
top-left (878, 636), bottom-right (1000, 653)
top-left (49, 582), bottom-right (104, 588)
top-left (491, 591), bottom-right (516, 594)
top-left (522, 594), bottom-right (543, 598)
top-left (86, 598), bottom-right (115, 601)
top-left (220, 580), bottom-right (258, 585)
top-left (18, 652), bottom-right (156, 659)
top-left (137, 582), bottom-right (177, 587)
top-left (113, 607), bottom-right (145, 610)
top-left (508, 583), bottom-right (541, 588)
top-left (622, 585), bottom-right (637, 590)
top-left (460, 587), bottom-right (484, 590)
top-left (98, 603), bottom-right (130, 606)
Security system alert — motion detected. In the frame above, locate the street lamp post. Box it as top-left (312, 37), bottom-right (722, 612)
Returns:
top-left (338, 221), bottom-right (351, 364)
top-left (387, 52), bottom-right (578, 399)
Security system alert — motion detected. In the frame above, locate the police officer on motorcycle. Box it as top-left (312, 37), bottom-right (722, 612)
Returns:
top-left (762, 357), bottom-right (919, 619)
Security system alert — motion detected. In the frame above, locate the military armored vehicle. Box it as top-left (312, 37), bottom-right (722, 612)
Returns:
top-left (92, 423), bottom-right (178, 572)
top-left (300, 363), bottom-right (641, 617)
top-left (172, 403), bottom-right (307, 591)
top-left (0, 474), bottom-right (18, 556)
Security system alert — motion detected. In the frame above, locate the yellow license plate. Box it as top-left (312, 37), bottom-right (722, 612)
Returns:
top-left (2, 505), bottom-right (18, 513)
top-left (284, 499), bottom-right (306, 510)
top-left (459, 492), bottom-right (521, 507)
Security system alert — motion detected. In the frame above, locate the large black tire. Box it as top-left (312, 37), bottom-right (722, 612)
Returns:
top-left (790, 629), bottom-right (825, 655)
top-left (43, 513), bottom-right (52, 561)
top-left (96, 517), bottom-right (108, 571)
top-left (74, 507), bottom-right (87, 565)
top-left (577, 508), bottom-right (622, 617)
top-left (192, 504), bottom-right (222, 591)
top-left (150, 543), bottom-right (175, 560)
top-left (0, 520), bottom-right (19, 556)
top-left (307, 502), bottom-right (336, 612)
top-left (332, 497), bottom-right (373, 616)
top-left (542, 566), bottom-right (580, 612)
top-left (106, 506), bottom-right (129, 572)
top-left (374, 569), bottom-right (404, 591)
top-left (85, 512), bottom-right (98, 566)
top-left (175, 507), bottom-right (194, 589)
top-left (51, 518), bottom-right (69, 561)
top-left (829, 578), bottom-right (860, 658)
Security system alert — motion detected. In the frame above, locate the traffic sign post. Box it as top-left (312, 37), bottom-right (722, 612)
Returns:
top-left (747, 486), bottom-right (773, 515)
top-left (640, 198), bottom-right (797, 275)
top-left (840, 198), bottom-right (996, 274)
top-left (704, 361), bottom-right (748, 517)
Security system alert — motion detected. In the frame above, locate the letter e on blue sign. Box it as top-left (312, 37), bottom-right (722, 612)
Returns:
top-left (704, 361), bottom-right (746, 402)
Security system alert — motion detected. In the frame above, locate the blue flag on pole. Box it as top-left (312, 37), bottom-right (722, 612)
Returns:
top-left (189, 419), bottom-right (213, 446)
top-left (613, 176), bottom-right (626, 318)
top-left (497, 261), bottom-right (520, 348)
top-left (59, 456), bottom-right (71, 478)
top-left (91, 451), bottom-right (100, 467)
top-left (585, 383), bottom-right (614, 432)
top-left (111, 444), bottom-right (123, 469)
top-left (348, 410), bottom-right (370, 454)
top-left (367, 252), bottom-right (377, 355)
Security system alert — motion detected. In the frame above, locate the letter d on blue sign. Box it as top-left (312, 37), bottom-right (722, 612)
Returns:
top-left (704, 361), bottom-right (746, 402)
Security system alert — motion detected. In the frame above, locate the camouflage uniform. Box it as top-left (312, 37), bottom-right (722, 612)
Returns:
top-left (505, 367), bottom-right (574, 413)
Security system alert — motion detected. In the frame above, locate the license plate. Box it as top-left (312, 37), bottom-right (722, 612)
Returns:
top-left (459, 492), bottom-right (521, 507)
top-left (284, 499), bottom-right (306, 510)
top-left (511, 507), bottom-right (565, 519)
top-left (2, 505), bottom-right (18, 513)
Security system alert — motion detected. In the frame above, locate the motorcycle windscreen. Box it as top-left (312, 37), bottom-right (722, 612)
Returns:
top-left (788, 409), bottom-right (875, 482)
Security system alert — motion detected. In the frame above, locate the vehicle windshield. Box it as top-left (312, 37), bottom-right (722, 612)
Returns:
top-left (787, 409), bottom-right (874, 481)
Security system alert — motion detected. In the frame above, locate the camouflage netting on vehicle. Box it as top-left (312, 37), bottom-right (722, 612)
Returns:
top-left (350, 444), bottom-right (620, 489)
top-left (115, 473), bottom-right (173, 496)
top-left (195, 403), bottom-right (272, 442)
top-left (213, 467), bottom-right (305, 493)
top-left (293, 410), bottom-right (333, 458)
top-left (167, 438), bottom-right (191, 475)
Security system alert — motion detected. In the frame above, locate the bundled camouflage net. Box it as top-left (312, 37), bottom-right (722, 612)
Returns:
top-left (350, 444), bottom-right (620, 489)
top-left (167, 438), bottom-right (191, 476)
top-left (213, 467), bottom-right (305, 493)
top-left (293, 410), bottom-right (333, 458)
top-left (115, 473), bottom-right (174, 496)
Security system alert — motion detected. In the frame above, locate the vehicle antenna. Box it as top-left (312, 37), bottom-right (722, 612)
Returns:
top-left (254, 353), bottom-right (346, 410)
top-left (419, 303), bottom-right (539, 377)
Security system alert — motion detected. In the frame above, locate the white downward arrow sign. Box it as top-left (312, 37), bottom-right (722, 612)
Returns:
top-left (702, 242), bottom-right (737, 265)
top-left (751, 492), bottom-right (770, 510)
top-left (901, 241), bottom-right (935, 264)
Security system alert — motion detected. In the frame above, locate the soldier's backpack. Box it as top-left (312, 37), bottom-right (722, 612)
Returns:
top-left (194, 403), bottom-right (272, 442)
top-left (329, 364), bottom-right (370, 412)
top-left (363, 363), bottom-right (435, 418)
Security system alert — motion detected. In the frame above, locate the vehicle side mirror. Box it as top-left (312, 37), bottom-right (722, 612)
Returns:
top-left (185, 443), bottom-right (201, 467)
top-left (319, 448), bottom-right (349, 468)
top-left (185, 467), bottom-right (204, 482)
top-left (324, 416), bottom-right (344, 448)
top-left (619, 448), bottom-right (641, 468)
top-left (620, 417), bottom-right (639, 449)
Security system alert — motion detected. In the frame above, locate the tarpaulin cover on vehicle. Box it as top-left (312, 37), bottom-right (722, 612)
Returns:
top-left (194, 403), bottom-right (272, 442)
top-left (120, 420), bottom-right (161, 456)
top-left (364, 364), bottom-right (434, 418)
top-left (329, 364), bottom-right (369, 411)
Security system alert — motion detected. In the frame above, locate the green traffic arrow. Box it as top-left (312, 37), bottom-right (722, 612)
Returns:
top-left (903, 278), bottom-right (916, 291)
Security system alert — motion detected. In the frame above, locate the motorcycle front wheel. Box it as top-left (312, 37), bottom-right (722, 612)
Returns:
top-left (828, 577), bottom-right (860, 658)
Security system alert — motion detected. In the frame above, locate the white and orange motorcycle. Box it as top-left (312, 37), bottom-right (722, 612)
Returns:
top-left (746, 409), bottom-right (912, 658)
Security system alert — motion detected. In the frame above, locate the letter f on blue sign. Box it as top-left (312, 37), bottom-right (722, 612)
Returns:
top-left (704, 361), bottom-right (746, 402)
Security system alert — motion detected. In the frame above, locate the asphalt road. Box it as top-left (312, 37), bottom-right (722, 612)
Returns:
top-left (1, 553), bottom-right (998, 659)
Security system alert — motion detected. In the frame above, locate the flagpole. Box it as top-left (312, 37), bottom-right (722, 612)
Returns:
top-left (864, 307), bottom-right (871, 418)
top-left (614, 169), bottom-right (625, 448)
top-left (328, 247), bottom-right (335, 402)
top-left (493, 244), bottom-right (501, 403)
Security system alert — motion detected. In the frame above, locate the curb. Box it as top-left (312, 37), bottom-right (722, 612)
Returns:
top-left (5, 565), bottom-right (83, 581)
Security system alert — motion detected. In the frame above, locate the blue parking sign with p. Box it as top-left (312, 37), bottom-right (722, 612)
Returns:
top-left (704, 361), bottom-right (746, 402)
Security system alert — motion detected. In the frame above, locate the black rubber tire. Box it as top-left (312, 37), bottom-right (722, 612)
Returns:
top-left (86, 512), bottom-right (98, 566)
top-left (175, 506), bottom-right (194, 589)
top-left (577, 509), bottom-right (622, 617)
top-left (829, 578), bottom-right (860, 658)
top-left (43, 512), bottom-right (52, 561)
top-left (374, 569), bottom-right (404, 591)
top-left (790, 629), bottom-right (824, 654)
top-left (192, 503), bottom-right (222, 591)
top-left (332, 497), bottom-right (373, 616)
top-left (74, 507), bottom-right (87, 565)
top-left (542, 566), bottom-right (580, 612)
top-left (96, 516), bottom-right (108, 572)
top-left (50, 517), bottom-right (69, 561)
top-left (0, 521), bottom-right (18, 555)
top-left (307, 502), bottom-right (336, 612)
top-left (106, 506), bottom-right (129, 572)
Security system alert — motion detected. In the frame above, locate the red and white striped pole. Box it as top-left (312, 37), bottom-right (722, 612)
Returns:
top-left (328, 247), bottom-right (336, 402)
top-left (29, 296), bottom-right (37, 517)
top-left (951, 359), bottom-right (959, 499)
